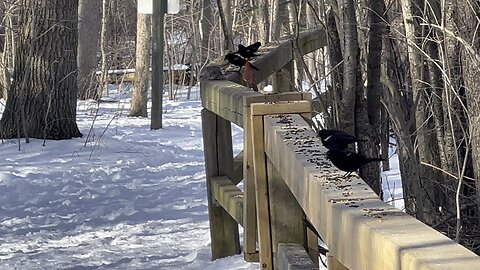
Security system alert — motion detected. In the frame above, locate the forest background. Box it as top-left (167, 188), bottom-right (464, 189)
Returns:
top-left (0, 0), bottom-right (480, 255)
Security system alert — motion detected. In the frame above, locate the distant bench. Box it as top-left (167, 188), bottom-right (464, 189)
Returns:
top-left (95, 64), bottom-right (197, 85)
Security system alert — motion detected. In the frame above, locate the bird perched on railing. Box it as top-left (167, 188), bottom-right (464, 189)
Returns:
top-left (318, 129), bottom-right (366, 151)
top-left (237, 41), bottom-right (261, 59)
top-left (224, 53), bottom-right (259, 71)
top-left (326, 149), bottom-right (384, 177)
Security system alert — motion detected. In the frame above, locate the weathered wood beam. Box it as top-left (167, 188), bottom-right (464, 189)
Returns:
top-left (201, 80), bottom-right (310, 127)
top-left (211, 176), bottom-right (244, 226)
top-left (251, 113), bottom-right (274, 270)
top-left (243, 105), bottom-right (259, 262)
top-left (278, 243), bottom-right (318, 270)
top-left (268, 158), bottom-right (309, 268)
top-left (201, 109), bottom-right (240, 259)
top-left (248, 100), bottom-right (313, 270)
top-left (296, 29), bottom-right (328, 56)
top-left (263, 114), bottom-right (480, 270)
top-left (223, 28), bottom-right (327, 85)
top-left (201, 80), bottom-right (261, 127)
top-left (251, 100), bottom-right (311, 116)
top-left (231, 151), bottom-right (244, 185)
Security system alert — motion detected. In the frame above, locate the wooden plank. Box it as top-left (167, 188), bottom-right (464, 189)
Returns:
top-left (250, 101), bottom-right (311, 116)
top-left (272, 61), bottom-right (294, 93)
top-left (251, 114), bottom-right (273, 270)
top-left (301, 93), bottom-right (313, 121)
top-left (306, 228), bottom-right (319, 266)
top-left (201, 80), bottom-right (307, 127)
top-left (244, 92), bottom-right (305, 106)
top-left (231, 151), bottom-right (244, 185)
top-left (223, 28), bottom-right (326, 85)
top-left (211, 176), bottom-right (244, 226)
top-left (296, 29), bottom-right (328, 56)
top-left (201, 80), bottom-right (262, 127)
top-left (267, 158), bottom-right (307, 268)
top-left (278, 243), bottom-right (318, 270)
top-left (263, 113), bottom-right (480, 270)
top-left (327, 253), bottom-right (349, 270)
top-left (201, 109), bottom-right (240, 259)
top-left (243, 107), bottom-right (259, 262)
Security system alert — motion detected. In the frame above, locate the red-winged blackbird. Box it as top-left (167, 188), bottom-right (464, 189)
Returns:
top-left (224, 53), bottom-right (259, 71)
top-left (318, 129), bottom-right (366, 150)
top-left (237, 42), bottom-right (261, 59)
top-left (326, 149), bottom-right (384, 176)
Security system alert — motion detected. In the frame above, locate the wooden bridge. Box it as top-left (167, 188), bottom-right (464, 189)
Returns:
top-left (200, 29), bottom-right (480, 270)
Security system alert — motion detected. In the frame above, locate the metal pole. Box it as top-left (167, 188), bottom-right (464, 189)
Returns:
top-left (151, 0), bottom-right (166, 130)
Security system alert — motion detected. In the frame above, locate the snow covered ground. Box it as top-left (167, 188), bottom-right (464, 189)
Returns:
top-left (0, 85), bottom-right (401, 269)
top-left (0, 86), bottom-right (257, 269)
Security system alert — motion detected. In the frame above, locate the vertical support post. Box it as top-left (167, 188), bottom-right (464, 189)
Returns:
top-left (243, 104), bottom-right (259, 262)
top-left (272, 61), bottom-right (294, 93)
top-left (201, 109), bottom-right (241, 259)
top-left (151, 0), bottom-right (166, 129)
top-left (267, 158), bottom-right (308, 268)
top-left (306, 229), bottom-right (319, 266)
top-left (250, 113), bottom-right (273, 270)
top-left (301, 92), bottom-right (313, 121)
top-left (327, 253), bottom-right (349, 270)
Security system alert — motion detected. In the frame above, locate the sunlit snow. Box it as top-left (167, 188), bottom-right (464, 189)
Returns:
top-left (0, 85), bottom-right (401, 269)
top-left (0, 86), bottom-right (258, 269)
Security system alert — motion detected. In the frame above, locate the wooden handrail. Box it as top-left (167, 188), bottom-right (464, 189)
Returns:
top-left (201, 79), bottom-right (309, 127)
top-left (201, 26), bottom-right (480, 270)
top-left (263, 113), bottom-right (480, 270)
top-left (204, 28), bottom-right (327, 86)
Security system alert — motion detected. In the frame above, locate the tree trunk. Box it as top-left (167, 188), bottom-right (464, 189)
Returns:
top-left (382, 19), bottom-right (420, 216)
top-left (200, 0), bottom-right (214, 64)
top-left (257, 0), bottom-right (270, 44)
top-left (130, 12), bottom-right (151, 117)
top-left (441, 0), bottom-right (472, 215)
top-left (456, 0), bottom-right (480, 217)
top-left (326, 9), bottom-right (343, 128)
top-left (357, 0), bottom-right (386, 195)
top-left (77, 0), bottom-right (101, 100)
top-left (339, 0), bottom-right (357, 136)
top-left (216, 0), bottom-right (234, 51)
top-left (401, 0), bottom-right (442, 224)
top-left (0, 0), bottom-right (82, 140)
top-left (100, 0), bottom-right (109, 98)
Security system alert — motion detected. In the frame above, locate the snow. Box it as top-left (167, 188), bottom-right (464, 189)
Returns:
top-left (0, 87), bottom-right (257, 269)
top-left (0, 85), bottom-right (402, 269)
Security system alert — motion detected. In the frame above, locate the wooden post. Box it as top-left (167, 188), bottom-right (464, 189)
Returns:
top-left (306, 229), bottom-right (319, 266)
top-left (251, 113), bottom-right (273, 270)
top-left (243, 105), bottom-right (259, 262)
top-left (151, 0), bottom-right (166, 129)
top-left (267, 158), bottom-right (308, 267)
top-left (201, 109), bottom-right (241, 259)
top-left (248, 99), bottom-right (312, 269)
top-left (278, 243), bottom-right (318, 270)
top-left (272, 61), bottom-right (294, 93)
top-left (327, 253), bottom-right (349, 270)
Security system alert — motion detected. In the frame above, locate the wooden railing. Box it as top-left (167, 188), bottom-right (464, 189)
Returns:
top-left (201, 29), bottom-right (480, 270)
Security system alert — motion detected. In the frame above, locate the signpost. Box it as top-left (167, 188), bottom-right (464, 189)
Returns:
top-left (138, 0), bottom-right (179, 129)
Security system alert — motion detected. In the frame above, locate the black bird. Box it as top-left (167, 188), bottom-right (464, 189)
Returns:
top-left (318, 129), bottom-right (366, 150)
top-left (326, 149), bottom-right (384, 176)
top-left (224, 53), bottom-right (259, 71)
top-left (237, 42), bottom-right (261, 59)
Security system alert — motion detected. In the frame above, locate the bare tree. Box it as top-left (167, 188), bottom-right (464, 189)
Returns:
top-left (99, 0), bottom-right (110, 97)
top-left (130, 11), bottom-right (151, 117)
top-left (77, 0), bottom-right (101, 100)
top-left (0, 0), bottom-right (82, 140)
